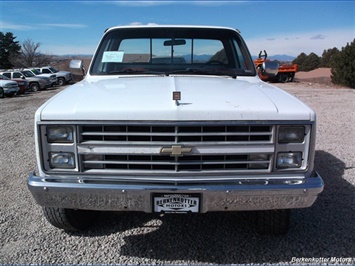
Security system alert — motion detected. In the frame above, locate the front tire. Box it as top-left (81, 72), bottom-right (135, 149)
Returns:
top-left (255, 209), bottom-right (290, 235)
top-left (30, 83), bottom-right (40, 92)
top-left (42, 207), bottom-right (99, 231)
top-left (0, 88), bottom-right (4, 98)
top-left (57, 78), bottom-right (65, 86)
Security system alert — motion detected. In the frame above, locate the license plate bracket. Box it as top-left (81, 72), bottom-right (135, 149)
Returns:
top-left (152, 193), bottom-right (201, 213)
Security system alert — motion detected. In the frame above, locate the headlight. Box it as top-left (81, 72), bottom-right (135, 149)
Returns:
top-left (278, 126), bottom-right (305, 143)
top-left (277, 152), bottom-right (302, 169)
top-left (49, 152), bottom-right (75, 169)
top-left (47, 126), bottom-right (74, 143)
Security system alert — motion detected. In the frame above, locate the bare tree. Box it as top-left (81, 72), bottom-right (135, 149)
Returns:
top-left (22, 39), bottom-right (41, 67)
top-left (9, 38), bottom-right (53, 67)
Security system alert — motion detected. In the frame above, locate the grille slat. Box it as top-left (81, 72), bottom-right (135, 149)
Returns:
top-left (79, 123), bottom-right (274, 174)
top-left (82, 155), bottom-right (270, 171)
top-left (80, 125), bottom-right (273, 143)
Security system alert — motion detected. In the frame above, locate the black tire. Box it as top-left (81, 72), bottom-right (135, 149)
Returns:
top-left (57, 78), bottom-right (65, 86)
top-left (279, 74), bottom-right (289, 83)
top-left (255, 209), bottom-right (290, 235)
top-left (0, 88), bottom-right (4, 98)
top-left (42, 207), bottom-right (99, 231)
top-left (289, 73), bottom-right (295, 82)
top-left (30, 82), bottom-right (40, 92)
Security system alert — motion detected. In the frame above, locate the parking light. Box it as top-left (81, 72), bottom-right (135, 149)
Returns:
top-left (49, 152), bottom-right (75, 169)
top-left (276, 152), bottom-right (302, 169)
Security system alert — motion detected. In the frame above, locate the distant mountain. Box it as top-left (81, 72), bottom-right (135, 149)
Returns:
top-left (252, 54), bottom-right (295, 62)
top-left (54, 54), bottom-right (93, 58)
top-left (182, 54), bottom-right (212, 62)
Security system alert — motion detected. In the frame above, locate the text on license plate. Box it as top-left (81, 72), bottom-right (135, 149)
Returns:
top-left (153, 193), bottom-right (200, 213)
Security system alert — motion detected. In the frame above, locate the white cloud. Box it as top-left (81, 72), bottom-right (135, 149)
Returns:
top-left (0, 21), bottom-right (35, 30)
top-left (128, 22), bottom-right (158, 26)
top-left (0, 21), bottom-right (87, 31)
top-left (246, 28), bottom-right (355, 56)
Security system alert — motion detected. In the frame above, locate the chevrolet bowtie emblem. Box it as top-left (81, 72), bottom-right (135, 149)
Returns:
top-left (160, 145), bottom-right (192, 157)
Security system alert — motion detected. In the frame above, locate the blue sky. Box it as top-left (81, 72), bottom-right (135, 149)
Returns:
top-left (1, 1), bottom-right (354, 57)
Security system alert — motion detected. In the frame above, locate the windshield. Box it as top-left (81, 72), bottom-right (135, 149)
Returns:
top-left (90, 27), bottom-right (256, 77)
top-left (31, 69), bottom-right (41, 75)
top-left (21, 70), bottom-right (35, 77)
top-left (0, 74), bottom-right (10, 80)
top-left (49, 67), bottom-right (58, 73)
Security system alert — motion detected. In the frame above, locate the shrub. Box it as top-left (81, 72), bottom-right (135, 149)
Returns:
top-left (331, 39), bottom-right (355, 88)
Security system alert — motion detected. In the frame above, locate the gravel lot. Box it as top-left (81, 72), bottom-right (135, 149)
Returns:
top-left (0, 81), bottom-right (354, 265)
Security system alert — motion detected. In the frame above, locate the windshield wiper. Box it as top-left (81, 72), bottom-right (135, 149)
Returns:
top-left (167, 68), bottom-right (237, 79)
top-left (109, 68), bottom-right (165, 75)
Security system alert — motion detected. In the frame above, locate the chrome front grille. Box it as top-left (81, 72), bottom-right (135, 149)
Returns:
top-left (78, 123), bottom-right (275, 174)
top-left (81, 154), bottom-right (271, 172)
top-left (79, 124), bottom-right (273, 143)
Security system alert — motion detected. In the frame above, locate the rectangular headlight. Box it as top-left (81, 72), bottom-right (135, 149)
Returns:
top-left (49, 152), bottom-right (75, 169)
top-left (47, 126), bottom-right (74, 143)
top-left (277, 152), bottom-right (302, 169)
top-left (278, 126), bottom-right (305, 143)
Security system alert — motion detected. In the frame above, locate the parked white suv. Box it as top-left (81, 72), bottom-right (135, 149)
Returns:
top-left (25, 68), bottom-right (57, 87)
top-left (28, 25), bottom-right (323, 235)
top-left (0, 70), bottom-right (48, 92)
top-left (0, 75), bottom-right (20, 97)
top-left (36, 66), bottom-right (72, 86)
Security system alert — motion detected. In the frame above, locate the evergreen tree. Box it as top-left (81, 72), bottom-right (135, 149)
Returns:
top-left (331, 39), bottom-right (355, 88)
top-left (292, 53), bottom-right (307, 71)
top-left (303, 53), bottom-right (321, 71)
top-left (0, 32), bottom-right (21, 69)
top-left (321, 48), bottom-right (339, 67)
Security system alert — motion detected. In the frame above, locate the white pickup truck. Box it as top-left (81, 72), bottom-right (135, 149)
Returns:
top-left (28, 25), bottom-right (323, 234)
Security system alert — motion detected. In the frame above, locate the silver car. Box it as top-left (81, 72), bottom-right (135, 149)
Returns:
top-left (0, 75), bottom-right (20, 98)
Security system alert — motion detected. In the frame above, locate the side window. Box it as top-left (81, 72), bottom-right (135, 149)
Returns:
top-left (2, 73), bottom-right (11, 78)
top-left (42, 69), bottom-right (50, 74)
top-left (233, 38), bottom-right (253, 71)
top-left (234, 40), bottom-right (245, 69)
top-left (13, 72), bottom-right (22, 78)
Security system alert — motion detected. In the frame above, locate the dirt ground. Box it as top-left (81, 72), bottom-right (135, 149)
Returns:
top-left (294, 67), bottom-right (335, 87)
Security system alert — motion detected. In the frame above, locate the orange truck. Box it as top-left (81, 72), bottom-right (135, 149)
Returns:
top-left (255, 50), bottom-right (297, 83)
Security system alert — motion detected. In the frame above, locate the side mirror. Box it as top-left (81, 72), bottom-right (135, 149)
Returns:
top-left (70, 60), bottom-right (86, 77)
top-left (261, 61), bottom-right (279, 77)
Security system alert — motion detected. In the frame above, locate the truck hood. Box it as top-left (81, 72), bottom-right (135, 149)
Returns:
top-left (38, 75), bottom-right (315, 121)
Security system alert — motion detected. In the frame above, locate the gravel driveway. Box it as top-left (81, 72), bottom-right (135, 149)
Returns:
top-left (1, 82), bottom-right (354, 265)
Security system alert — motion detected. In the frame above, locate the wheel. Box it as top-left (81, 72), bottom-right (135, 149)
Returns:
top-left (289, 73), bottom-right (295, 82)
top-left (57, 78), bottom-right (65, 86)
top-left (30, 82), bottom-right (40, 92)
top-left (279, 74), bottom-right (289, 83)
top-left (0, 88), bottom-right (4, 98)
top-left (42, 207), bottom-right (99, 231)
top-left (255, 209), bottom-right (290, 235)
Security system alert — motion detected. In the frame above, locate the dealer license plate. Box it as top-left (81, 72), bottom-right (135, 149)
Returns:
top-left (153, 193), bottom-right (200, 213)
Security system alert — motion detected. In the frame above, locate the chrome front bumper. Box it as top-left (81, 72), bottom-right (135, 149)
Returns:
top-left (28, 172), bottom-right (323, 212)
